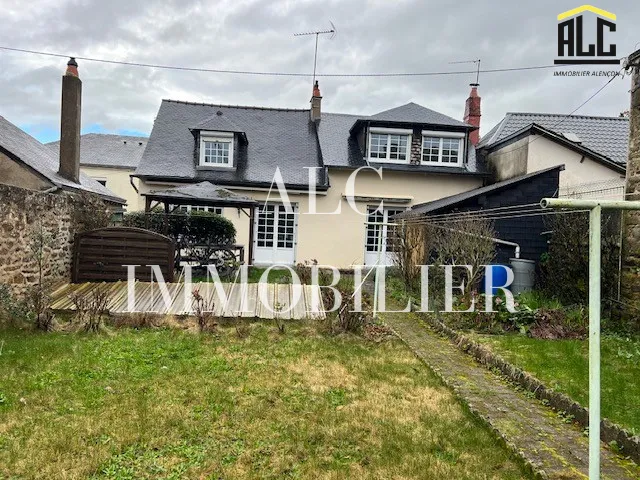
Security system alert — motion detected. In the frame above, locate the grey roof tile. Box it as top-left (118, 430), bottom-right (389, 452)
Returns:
top-left (47, 133), bottom-right (147, 169)
top-left (368, 102), bottom-right (470, 127)
top-left (479, 112), bottom-right (629, 164)
top-left (0, 115), bottom-right (124, 203)
top-left (143, 181), bottom-right (257, 207)
top-left (135, 100), bottom-right (326, 188)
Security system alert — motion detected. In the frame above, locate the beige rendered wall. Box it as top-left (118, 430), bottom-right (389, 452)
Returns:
top-left (80, 166), bottom-right (141, 211)
top-left (526, 135), bottom-right (623, 190)
top-left (0, 151), bottom-right (52, 191)
top-left (138, 169), bottom-right (482, 268)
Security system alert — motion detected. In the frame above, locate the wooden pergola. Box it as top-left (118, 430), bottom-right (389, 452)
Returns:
top-left (142, 181), bottom-right (258, 265)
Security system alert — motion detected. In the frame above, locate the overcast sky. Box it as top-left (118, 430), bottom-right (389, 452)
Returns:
top-left (0, 0), bottom-right (638, 143)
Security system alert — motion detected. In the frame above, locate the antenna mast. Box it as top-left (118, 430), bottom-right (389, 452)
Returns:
top-left (449, 58), bottom-right (481, 85)
top-left (294, 21), bottom-right (336, 86)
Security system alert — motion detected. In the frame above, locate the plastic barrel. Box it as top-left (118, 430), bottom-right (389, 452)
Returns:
top-left (482, 264), bottom-right (509, 295)
top-left (510, 258), bottom-right (535, 295)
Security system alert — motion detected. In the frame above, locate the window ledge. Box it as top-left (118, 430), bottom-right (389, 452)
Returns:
top-left (196, 165), bottom-right (236, 171)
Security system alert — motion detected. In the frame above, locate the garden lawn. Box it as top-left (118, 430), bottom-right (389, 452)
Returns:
top-left (0, 324), bottom-right (529, 479)
top-left (471, 333), bottom-right (640, 435)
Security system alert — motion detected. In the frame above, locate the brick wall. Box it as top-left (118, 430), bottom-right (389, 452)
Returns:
top-left (0, 184), bottom-right (107, 289)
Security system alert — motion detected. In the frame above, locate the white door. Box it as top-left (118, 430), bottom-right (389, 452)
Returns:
top-left (364, 206), bottom-right (406, 266)
top-left (253, 204), bottom-right (297, 266)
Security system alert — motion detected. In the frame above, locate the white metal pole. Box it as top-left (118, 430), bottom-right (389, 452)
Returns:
top-left (589, 205), bottom-right (602, 480)
top-left (373, 219), bottom-right (384, 318)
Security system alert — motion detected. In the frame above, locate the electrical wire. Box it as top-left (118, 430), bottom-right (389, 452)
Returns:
top-left (483, 69), bottom-right (623, 159)
top-left (0, 45), bottom-right (580, 78)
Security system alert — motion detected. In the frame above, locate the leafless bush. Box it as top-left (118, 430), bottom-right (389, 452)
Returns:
top-left (72, 288), bottom-right (109, 332)
top-left (394, 214), bottom-right (496, 305)
top-left (334, 287), bottom-right (373, 334)
top-left (294, 259), bottom-right (317, 285)
top-left (192, 288), bottom-right (217, 332)
top-left (28, 221), bottom-right (57, 331)
top-left (233, 317), bottom-right (251, 338)
top-left (273, 302), bottom-right (286, 334)
top-left (391, 222), bottom-right (428, 289)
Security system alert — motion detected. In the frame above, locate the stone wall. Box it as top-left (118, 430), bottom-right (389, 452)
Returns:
top-left (0, 183), bottom-right (108, 289)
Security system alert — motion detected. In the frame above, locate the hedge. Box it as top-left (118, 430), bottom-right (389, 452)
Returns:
top-left (122, 210), bottom-right (236, 246)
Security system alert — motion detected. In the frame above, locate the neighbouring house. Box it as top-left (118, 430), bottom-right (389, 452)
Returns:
top-left (47, 133), bottom-right (147, 211)
top-left (478, 112), bottom-right (628, 199)
top-left (398, 166), bottom-right (563, 264)
top-left (133, 82), bottom-right (488, 268)
top-left (0, 58), bottom-right (125, 288)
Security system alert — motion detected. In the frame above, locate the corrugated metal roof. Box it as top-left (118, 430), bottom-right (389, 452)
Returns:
top-left (479, 112), bottom-right (629, 164)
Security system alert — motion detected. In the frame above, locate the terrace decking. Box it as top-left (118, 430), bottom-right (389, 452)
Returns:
top-left (50, 281), bottom-right (326, 320)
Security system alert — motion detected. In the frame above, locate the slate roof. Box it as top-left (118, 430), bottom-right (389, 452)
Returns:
top-left (479, 112), bottom-right (629, 165)
top-left (136, 100), bottom-right (327, 189)
top-left (47, 133), bottom-right (147, 169)
top-left (135, 99), bottom-right (484, 187)
top-left (0, 115), bottom-right (125, 203)
top-left (142, 181), bottom-right (258, 207)
top-left (399, 165), bottom-right (564, 217)
top-left (367, 102), bottom-right (471, 128)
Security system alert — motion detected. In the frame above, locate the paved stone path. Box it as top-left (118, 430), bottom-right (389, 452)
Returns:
top-left (382, 311), bottom-right (640, 479)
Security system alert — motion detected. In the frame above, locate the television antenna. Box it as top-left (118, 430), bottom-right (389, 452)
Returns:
top-left (294, 21), bottom-right (337, 86)
top-left (449, 58), bottom-right (481, 85)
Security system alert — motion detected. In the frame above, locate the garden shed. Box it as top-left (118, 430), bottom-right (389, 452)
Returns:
top-left (398, 166), bottom-right (563, 264)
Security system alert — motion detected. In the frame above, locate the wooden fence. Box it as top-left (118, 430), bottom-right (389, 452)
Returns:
top-left (73, 227), bottom-right (175, 283)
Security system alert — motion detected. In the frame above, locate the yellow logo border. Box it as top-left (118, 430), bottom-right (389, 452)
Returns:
top-left (557, 5), bottom-right (616, 21)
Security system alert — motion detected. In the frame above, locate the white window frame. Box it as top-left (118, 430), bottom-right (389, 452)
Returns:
top-left (171, 204), bottom-right (224, 215)
top-left (199, 131), bottom-right (234, 168)
top-left (367, 127), bottom-right (412, 164)
top-left (420, 130), bottom-right (465, 166)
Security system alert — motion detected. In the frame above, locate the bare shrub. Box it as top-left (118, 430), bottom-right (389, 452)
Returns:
top-left (391, 222), bottom-right (428, 289)
top-left (28, 221), bottom-right (57, 331)
top-left (335, 287), bottom-right (373, 334)
top-left (294, 259), bottom-right (317, 285)
top-left (233, 317), bottom-right (251, 339)
top-left (192, 288), bottom-right (217, 333)
top-left (72, 288), bottom-right (109, 332)
top-left (273, 302), bottom-right (286, 334)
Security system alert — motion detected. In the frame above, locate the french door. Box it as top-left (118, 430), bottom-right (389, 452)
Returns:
top-left (253, 204), bottom-right (297, 265)
top-left (364, 206), bottom-right (405, 265)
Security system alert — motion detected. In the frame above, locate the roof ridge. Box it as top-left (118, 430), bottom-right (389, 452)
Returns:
top-left (162, 98), bottom-right (310, 112)
top-left (505, 111), bottom-right (629, 121)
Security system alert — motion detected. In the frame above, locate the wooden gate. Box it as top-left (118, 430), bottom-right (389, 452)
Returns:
top-left (73, 227), bottom-right (175, 283)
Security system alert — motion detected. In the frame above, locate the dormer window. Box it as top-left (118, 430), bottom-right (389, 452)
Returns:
top-left (421, 130), bottom-right (465, 166)
top-left (367, 127), bottom-right (411, 163)
top-left (199, 131), bottom-right (234, 168)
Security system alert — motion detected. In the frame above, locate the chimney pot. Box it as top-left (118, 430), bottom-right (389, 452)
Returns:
top-left (310, 81), bottom-right (322, 122)
top-left (464, 84), bottom-right (481, 146)
top-left (59, 58), bottom-right (82, 183)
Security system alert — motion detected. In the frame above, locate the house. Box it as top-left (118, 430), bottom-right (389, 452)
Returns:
top-left (0, 58), bottom-right (125, 287)
top-left (479, 113), bottom-right (628, 199)
top-left (0, 117), bottom-right (124, 205)
top-left (47, 133), bottom-right (147, 211)
top-left (133, 83), bottom-right (487, 268)
top-left (398, 166), bottom-right (563, 264)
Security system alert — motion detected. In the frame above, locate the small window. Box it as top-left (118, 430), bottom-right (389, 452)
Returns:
top-left (421, 131), bottom-right (464, 165)
top-left (367, 128), bottom-right (411, 163)
top-left (199, 132), bottom-right (234, 167)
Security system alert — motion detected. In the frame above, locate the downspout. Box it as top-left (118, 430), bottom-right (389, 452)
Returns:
top-left (129, 175), bottom-right (139, 194)
top-left (435, 225), bottom-right (520, 259)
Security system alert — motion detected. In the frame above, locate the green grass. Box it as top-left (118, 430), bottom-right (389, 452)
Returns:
top-left (193, 266), bottom-right (294, 284)
top-left (0, 324), bottom-right (530, 479)
top-left (471, 333), bottom-right (640, 435)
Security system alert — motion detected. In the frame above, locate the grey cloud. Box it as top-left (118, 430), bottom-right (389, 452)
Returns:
top-left (0, 0), bottom-right (637, 141)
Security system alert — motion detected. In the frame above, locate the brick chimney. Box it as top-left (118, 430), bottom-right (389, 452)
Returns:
top-left (464, 83), bottom-right (481, 146)
top-left (310, 80), bottom-right (322, 122)
top-left (58, 57), bottom-right (82, 183)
